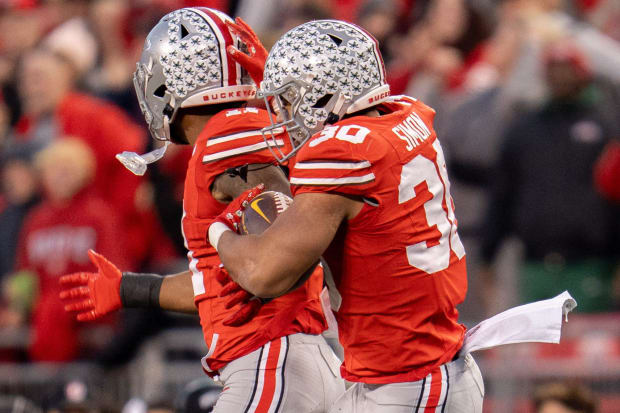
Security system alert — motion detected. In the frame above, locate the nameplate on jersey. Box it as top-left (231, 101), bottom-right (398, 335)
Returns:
top-left (392, 112), bottom-right (431, 151)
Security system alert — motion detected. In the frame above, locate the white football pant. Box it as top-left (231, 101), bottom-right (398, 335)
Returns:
top-left (213, 333), bottom-right (345, 413)
top-left (328, 353), bottom-right (484, 413)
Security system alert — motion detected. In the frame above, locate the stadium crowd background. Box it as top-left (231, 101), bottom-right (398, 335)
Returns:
top-left (0, 0), bottom-right (618, 411)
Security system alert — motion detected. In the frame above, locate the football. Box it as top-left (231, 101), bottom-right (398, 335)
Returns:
top-left (239, 191), bottom-right (293, 235)
top-left (239, 190), bottom-right (319, 295)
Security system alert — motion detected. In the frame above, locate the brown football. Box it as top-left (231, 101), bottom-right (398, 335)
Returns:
top-left (239, 191), bottom-right (293, 235)
top-left (239, 191), bottom-right (319, 295)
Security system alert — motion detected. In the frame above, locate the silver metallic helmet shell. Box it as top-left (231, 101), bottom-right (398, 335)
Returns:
top-left (134, 7), bottom-right (256, 141)
top-left (259, 19), bottom-right (390, 162)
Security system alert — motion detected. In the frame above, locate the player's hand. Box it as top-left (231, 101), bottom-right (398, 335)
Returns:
top-left (210, 265), bottom-right (263, 326)
top-left (225, 17), bottom-right (268, 86)
top-left (209, 183), bottom-right (265, 240)
top-left (59, 250), bottom-right (122, 321)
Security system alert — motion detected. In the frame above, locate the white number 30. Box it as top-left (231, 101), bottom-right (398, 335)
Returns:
top-left (398, 141), bottom-right (465, 274)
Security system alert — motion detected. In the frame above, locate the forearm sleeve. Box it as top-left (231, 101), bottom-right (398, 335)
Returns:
top-left (120, 272), bottom-right (164, 308)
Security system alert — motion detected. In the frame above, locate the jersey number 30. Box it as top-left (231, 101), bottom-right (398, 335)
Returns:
top-left (398, 140), bottom-right (465, 274)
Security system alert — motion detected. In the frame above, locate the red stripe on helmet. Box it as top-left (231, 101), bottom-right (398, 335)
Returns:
top-left (196, 7), bottom-right (238, 87)
top-left (354, 22), bottom-right (387, 83)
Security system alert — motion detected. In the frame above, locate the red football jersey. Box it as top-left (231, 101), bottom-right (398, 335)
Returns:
top-left (290, 96), bottom-right (468, 384)
top-left (181, 107), bottom-right (327, 374)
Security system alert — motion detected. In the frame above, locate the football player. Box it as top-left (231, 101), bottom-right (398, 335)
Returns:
top-left (59, 9), bottom-right (344, 413)
top-left (210, 20), bottom-right (484, 412)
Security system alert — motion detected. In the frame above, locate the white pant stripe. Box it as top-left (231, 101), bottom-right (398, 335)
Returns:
top-left (244, 338), bottom-right (290, 413)
top-left (439, 364), bottom-right (450, 412)
top-left (243, 344), bottom-right (267, 413)
top-left (268, 337), bottom-right (289, 413)
top-left (247, 341), bottom-right (271, 412)
top-left (415, 373), bottom-right (432, 412)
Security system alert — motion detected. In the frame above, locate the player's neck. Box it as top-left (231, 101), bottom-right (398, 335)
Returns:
top-left (178, 113), bottom-right (213, 146)
top-left (342, 108), bottom-right (381, 121)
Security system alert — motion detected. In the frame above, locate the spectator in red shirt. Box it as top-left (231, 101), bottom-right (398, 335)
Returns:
top-left (17, 138), bottom-right (128, 361)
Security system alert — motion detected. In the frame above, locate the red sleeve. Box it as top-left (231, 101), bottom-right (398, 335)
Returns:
top-left (594, 141), bottom-right (620, 202)
top-left (289, 123), bottom-right (379, 197)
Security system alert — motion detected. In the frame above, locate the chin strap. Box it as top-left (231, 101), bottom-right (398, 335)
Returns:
top-left (116, 141), bottom-right (170, 176)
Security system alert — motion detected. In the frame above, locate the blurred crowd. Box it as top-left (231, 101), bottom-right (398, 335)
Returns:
top-left (0, 0), bottom-right (618, 410)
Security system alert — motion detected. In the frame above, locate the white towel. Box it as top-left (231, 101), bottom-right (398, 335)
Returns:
top-left (461, 291), bottom-right (577, 354)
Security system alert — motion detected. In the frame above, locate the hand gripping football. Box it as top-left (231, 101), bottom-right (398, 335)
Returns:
top-left (239, 191), bottom-right (319, 294)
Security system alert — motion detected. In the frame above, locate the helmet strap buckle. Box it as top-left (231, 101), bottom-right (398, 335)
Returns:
top-left (325, 112), bottom-right (340, 125)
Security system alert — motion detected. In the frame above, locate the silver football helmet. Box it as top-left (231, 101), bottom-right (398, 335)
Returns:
top-left (133, 7), bottom-right (255, 142)
top-left (259, 20), bottom-right (390, 163)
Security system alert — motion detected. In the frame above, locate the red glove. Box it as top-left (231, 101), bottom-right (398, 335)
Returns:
top-left (210, 265), bottom-right (263, 327)
top-left (59, 250), bottom-right (122, 321)
top-left (226, 17), bottom-right (268, 86)
top-left (208, 183), bottom-right (264, 247)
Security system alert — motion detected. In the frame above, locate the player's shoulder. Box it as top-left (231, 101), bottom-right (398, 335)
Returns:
top-left (297, 121), bottom-right (377, 165)
top-left (194, 106), bottom-right (278, 165)
top-left (380, 95), bottom-right (436, 122)
top-left (188, 106), bottom-right (282, 186)
top-left (195, 107), bottom-right (271, 146)
top-left (298, 104), bottom-right (413, 163)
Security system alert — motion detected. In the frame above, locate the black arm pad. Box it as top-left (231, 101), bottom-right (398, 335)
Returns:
top-left (120, 272), bottom-right (164, 308)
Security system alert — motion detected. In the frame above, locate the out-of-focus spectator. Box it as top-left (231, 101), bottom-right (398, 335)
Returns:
top-left (594, 141), bottom-right (620, 202)
top-left (0, 94), bottom-right (10, 144)
top-left (0, 2), bottom-right (49, 123)
top-left (510, 0), bottom-right (620, 86)
top-left (396, 0), bottom-right (492, 103)
top-left (237, 0), bottom-right (331, 47)
top-left (578, 0), bottom-right (620, 42)
top-left (84, 0), bottom-right (162, 119)
top-left (11, 48), bottom-right (74, 154)
top-left (43, 23), bottom-right (96, 76)
top-left (15, 138), bottom-right (128, 361)
top-left (533, 381), bottom-right (597, 413)
top-left (12, 48), bottom-right (146, 220)
top-left (7, 47), bottom-right (161, 269)
top-left (357, 0), bottom-right (398, 61)
top-left (0, 150), bottom-right (39, 279)
top-left (480, 41), bottom-right (620, 313)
